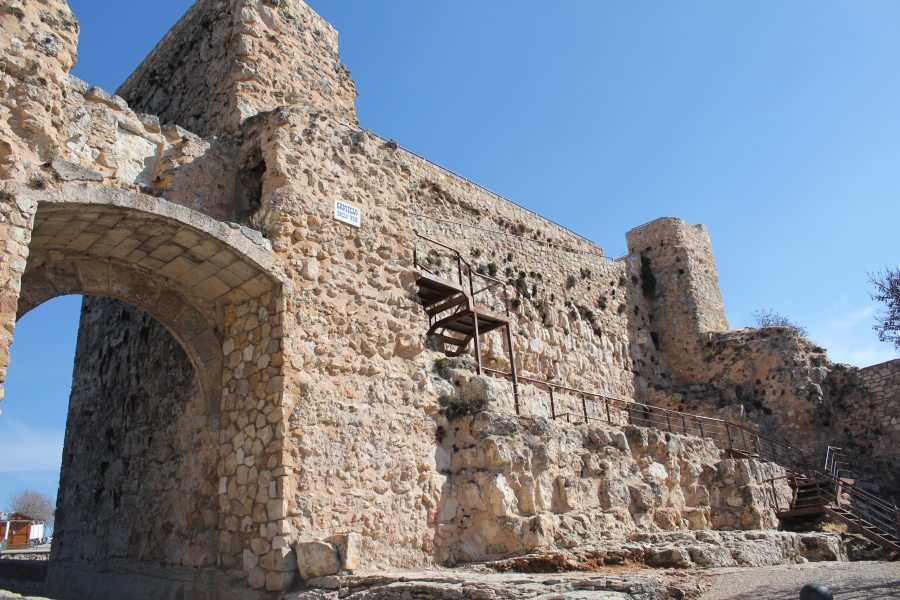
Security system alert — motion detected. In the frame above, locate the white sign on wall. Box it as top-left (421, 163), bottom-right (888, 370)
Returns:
top-left (334, 200), bottom-right (361, 228)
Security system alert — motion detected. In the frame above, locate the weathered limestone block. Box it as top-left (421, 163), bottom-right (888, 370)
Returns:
top-left (327, 532), bottom-right (362, 571)
top-left (703, 459), bottom-right (789, 531)
top-left (486, 473), bottom-right (518, 517)
top-left (295, 541), bottom-right (340, 580)
top-left (645, 546), bottom-right (692, 568)
top-left (799, 534), bottom-right (846, 562)
top-left (522, 514), bottom-right (556, 551)
top-left (599, 479), bottom-right (631, 509)
top-left (50, 158), bottom-right (103, 182)
top-left (558, 477), bottom-right (600, 511)
top-left (628, 480), bottom-right (662, 511)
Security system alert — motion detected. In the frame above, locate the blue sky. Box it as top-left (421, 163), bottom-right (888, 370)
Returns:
top-left (2, 0), bottom-right (898, 507)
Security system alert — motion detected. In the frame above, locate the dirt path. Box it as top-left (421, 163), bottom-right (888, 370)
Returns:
top-left (701, 561), bottom-right (900, 599)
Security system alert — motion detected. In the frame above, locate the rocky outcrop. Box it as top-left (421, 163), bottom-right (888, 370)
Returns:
top-left (282, 570), bottom-right (704, 600)
top-left (431, 400), bottom-right (792, 564)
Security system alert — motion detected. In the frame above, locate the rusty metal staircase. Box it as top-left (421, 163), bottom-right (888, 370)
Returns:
top-left (416, 271), bottom-right (510, 357)
top-left (413, 234), bottom-right (520, 407)
top-left (770, 448), bottom-right (900, 554)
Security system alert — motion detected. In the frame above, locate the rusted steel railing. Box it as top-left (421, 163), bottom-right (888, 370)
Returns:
top-left (414, 233), bottom-right (519, 408)
top-left (481, 365), bottom-right (810, 473)
top-left (413, 233), bottom-right (509, 314)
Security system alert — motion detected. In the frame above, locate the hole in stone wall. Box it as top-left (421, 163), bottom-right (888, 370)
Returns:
top-left (640, 254), bottom-right (657, 300)
top-left (232, 146), bottom-right (266, 225)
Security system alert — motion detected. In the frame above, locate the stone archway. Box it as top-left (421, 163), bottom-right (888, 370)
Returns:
top-left (17, 182), bottom-right (278, 405)
top-left (0, 181), bottom-right (293, 598)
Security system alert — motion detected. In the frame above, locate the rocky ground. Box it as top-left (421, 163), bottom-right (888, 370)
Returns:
top-left (2, 561), bottom-right (898, 600)
top-left (282, 569), bottom-right (705, 600)
top-left (699, 561), bottom-right (900, 599)
top-left (0, 532), bottom-right (895, 600)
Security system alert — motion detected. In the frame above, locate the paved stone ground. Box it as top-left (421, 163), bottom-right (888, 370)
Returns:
top-left (282, 568), bottom-right (704, 599)
top-left (700, 561), bottom-right (900, 599)
top-left (0, 568), bottom-right (697, 600)
top-left (3, 561), bottom-right (898, 599)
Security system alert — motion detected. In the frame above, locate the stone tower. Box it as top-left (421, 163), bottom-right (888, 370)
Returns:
top-left (117, 0), bottom-right (359, 137)
top-left (625, 217), bottom-right (729, 385)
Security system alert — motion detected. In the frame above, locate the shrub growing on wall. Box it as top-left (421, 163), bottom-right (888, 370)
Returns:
top-left (752, 309), bottom-right (809, 338)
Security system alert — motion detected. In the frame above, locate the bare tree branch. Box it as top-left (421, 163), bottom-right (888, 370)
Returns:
top-left (869, 267), bottom-right (900, 351)
top-left (7, 489), bottom-right (55, 524)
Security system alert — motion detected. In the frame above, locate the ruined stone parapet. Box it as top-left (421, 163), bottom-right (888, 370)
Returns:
top-left (854, 358), bottom-right (900, 435)
top-left (825, 358), bottom-right (900, 496)
top-left (645, 327), bottom-right (900, 498)
top-left (117, 0), bottom-right (359, 138)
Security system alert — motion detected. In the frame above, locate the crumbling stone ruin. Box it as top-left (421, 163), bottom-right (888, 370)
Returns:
top-left (0, 1), bottom-right (897, 598)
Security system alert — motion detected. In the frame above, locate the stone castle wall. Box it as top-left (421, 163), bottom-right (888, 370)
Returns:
top-left (0, 0), bottom-right (78, 182)
top-left (0, 0), bottom-right (896, 596)
top-left (848, 358), bottom-right (900, 444)
top-left (825, 358), bottom-right (900, 496)
top-left (625, 218), bottom-right (729, 388)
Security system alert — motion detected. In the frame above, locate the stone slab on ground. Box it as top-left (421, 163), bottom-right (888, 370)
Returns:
top-left (700, 560), bottom-right (900, 600)
top-left (488, 530), bottom-right (844, 573)
top-left (0, 552), bottom-right (50, 562)
top-left (281, 569), bottom-right (704, 600)
top-left (0, 591), bottom-right (50, 600)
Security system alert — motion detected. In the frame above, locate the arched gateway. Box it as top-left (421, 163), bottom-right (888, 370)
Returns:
top-left (0, 181), bottom-right (291, 599)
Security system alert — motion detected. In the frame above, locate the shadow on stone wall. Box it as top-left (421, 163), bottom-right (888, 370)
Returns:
top-left (46, 297), bottom-right (220, 596)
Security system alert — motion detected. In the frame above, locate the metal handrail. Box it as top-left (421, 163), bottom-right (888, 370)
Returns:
top-left (799, 470), bottom-right (900, 539)
top-left (414, 232), bottom-right (508, 309)
top-left (823, 446), bottom-right (854, 481)
top-left (480, 365), bottom-right (808, 470)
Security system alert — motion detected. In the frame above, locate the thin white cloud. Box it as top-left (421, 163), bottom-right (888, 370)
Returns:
top-left (806, 297), bottom-right (900, 368)
top-left (832, 306), bottom-right (875, 330)
top-left (0, 419), bottom-right (64, 472)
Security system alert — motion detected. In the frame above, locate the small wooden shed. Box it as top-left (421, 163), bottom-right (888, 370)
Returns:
top-left (0, 513), bottom-right (34, 550)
